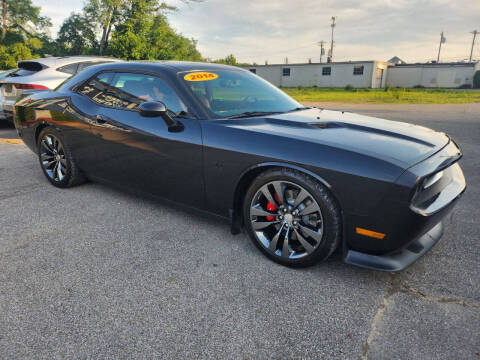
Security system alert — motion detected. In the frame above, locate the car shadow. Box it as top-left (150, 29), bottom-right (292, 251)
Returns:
top-left (83, 179), bottom-right (385, 281)
top-left (0, 121), bottom-right (18, 139)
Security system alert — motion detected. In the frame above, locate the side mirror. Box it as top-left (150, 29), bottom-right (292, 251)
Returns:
top-left (139, 101), bottom-right (167, 117)
top-left (138, 101), bottom-right (184, 132)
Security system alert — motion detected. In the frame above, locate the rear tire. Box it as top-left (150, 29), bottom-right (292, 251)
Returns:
top-left (243, 168), bottom-right (342, 268)
top-left (37, 127), bottom-right (86, 188)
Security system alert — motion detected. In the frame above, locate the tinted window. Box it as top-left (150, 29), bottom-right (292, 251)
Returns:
top-left (77, 72), bottom-right (186, 113)
top-left (57, 63), bottom-right (78, 75)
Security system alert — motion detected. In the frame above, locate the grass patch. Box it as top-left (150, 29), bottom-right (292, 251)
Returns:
top-left (283, 87), bottom-right (480, 104)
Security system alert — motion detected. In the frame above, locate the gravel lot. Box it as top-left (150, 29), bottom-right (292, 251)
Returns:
top-left (0, 104), bottom-right (479, 359)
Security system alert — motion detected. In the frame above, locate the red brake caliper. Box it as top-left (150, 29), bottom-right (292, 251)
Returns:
top-left (266, 193), bottom-right (281, 221)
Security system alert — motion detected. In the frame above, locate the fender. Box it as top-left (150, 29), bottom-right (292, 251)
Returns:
top-left (230, 161), bottom-right (337, 235)
top-left (236, 161), bottom-right (333, 191)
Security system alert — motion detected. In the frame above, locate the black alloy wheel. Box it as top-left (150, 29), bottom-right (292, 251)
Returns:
top-left (37, 128), bottom-right (85, 188)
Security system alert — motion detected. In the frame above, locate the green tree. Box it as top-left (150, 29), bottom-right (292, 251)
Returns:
top-left (0, 42), bottom-right (32, 69)
top-left (474, 71), bottom-right (480, 89)
top-left (213, 54), bottom-right (238, 65)
top-left (108, 0), bottom-right (201, 61)
top-left (146, 14), bottom-right (201, 60)
top-left (57, 13), bottom-right (98, 55)
top-left (83, 0), bottom-right (125, 55)
top-left (1, 0), bottom-right (51, 41)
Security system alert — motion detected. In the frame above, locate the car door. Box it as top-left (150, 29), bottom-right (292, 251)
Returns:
top-left (75, 71), bottom-right (205, 209)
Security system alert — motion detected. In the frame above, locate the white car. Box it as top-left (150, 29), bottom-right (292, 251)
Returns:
top-left (0, 69), bottom-right (16, 120)
top-left (0, 56), bottom-right (120, 122)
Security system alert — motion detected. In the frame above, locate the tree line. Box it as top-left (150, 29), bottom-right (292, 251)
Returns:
top-left (0, 0), bottom-right (240, 70)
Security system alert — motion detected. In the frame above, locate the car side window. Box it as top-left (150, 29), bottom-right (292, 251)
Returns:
top-left (57, 63), bottom-right (78, 75)
top-left (77, 71), bottom-right (186, 113)
top-left (77, 61), bottom-right (112, 73)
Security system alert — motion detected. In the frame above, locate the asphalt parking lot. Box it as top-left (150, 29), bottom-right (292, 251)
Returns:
top-left (0, 103), bottom-right (479, 359)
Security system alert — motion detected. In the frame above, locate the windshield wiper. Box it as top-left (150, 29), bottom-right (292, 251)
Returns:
top-left (175, 110), bottom-right (195, 119)
top-left (284, 106), bottom-right (312, 113)
top-left (225, 111), bottom-right (283, 119)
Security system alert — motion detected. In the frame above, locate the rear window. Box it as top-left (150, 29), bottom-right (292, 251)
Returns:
top-left (8, 69), bottom-right (36, 77)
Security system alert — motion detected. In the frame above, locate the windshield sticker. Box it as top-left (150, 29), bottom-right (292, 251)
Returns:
top-left (184, 72), bottom-right (218, 81)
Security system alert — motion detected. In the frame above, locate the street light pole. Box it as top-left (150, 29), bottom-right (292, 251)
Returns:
top-left (329, 17), bottom-right (336, 63)
top-left (318, 41), bottom-right (325, 63)
top-left (437, 31), bottom-right (445, 63)
top-left (469, 30), bottom-right (478, 62)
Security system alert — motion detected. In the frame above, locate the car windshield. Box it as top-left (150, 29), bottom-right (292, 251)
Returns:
top-left (181, 69), bottom-right (303, 118)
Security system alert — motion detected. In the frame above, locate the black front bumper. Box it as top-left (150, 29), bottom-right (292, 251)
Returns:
top-left (344, 221), bottom-right (443, 271)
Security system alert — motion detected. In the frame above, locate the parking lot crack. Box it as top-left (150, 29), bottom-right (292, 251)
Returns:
top-left (399, 280), bottom-right (480, 310)
top-left (360, 273), bottom-right (402, 360)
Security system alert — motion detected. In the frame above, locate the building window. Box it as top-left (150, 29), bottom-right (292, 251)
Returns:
top-left (282, 68), bottom-right (291, 77)
top-left (353, 65), bottom-right (364, 75)
top-left (322, 67), bottom-right (331, 76)
top-left (249, 69), bottom-right (256, 74)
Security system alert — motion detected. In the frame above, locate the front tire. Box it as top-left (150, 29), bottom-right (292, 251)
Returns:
top-left (37, 128), bottom-right (85, 188)
top-left (243, 168), bottom-right (342, 268)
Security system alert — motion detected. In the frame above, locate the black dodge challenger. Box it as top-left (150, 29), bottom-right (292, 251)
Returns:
top-left (13, 61), bottom-right (466, 271)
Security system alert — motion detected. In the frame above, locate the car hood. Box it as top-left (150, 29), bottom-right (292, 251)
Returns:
top-left (216, 108), bottom-right (449, 168)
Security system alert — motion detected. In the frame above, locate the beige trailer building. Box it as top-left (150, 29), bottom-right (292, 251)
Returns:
top-left (242, 60), bottom-right (479, 89)
top-left (243, 61), bottom-right (390, 88)
top-left (385, 62), bottom-right (480, 88)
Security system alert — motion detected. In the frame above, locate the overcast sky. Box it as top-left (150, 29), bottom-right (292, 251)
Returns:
top-left (33, 0), bottom-right (480, 64)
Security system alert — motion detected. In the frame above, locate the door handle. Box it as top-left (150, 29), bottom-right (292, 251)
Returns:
top-left (95, 114), bottom-right (107, 125)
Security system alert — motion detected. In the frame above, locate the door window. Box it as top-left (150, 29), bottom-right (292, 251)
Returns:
top-left (77, 72), bottom-right (186, 113)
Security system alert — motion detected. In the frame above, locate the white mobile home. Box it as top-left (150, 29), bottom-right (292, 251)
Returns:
top-left (243, 61), bottom-right (390, 88)
top-left (385, 62), bottom-right (480, 88)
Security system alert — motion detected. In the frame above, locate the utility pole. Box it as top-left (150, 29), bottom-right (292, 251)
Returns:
top-left (318, 41), bottom-right (325, 63)
top-left (469, 30), bottom-right (478, 62)
top-left (437, 31), bottom-right (446, 63)
top-left (328, 16), bottom-right (336, 63)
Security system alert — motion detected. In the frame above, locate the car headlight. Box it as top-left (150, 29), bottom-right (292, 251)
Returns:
top-left (423, 171), bottom-right (444, 190)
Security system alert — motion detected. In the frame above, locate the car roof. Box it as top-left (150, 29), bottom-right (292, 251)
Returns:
top-left (19, 56), bottom-right (120, 68)
top-left (86, 60), bottom-right (246, 74)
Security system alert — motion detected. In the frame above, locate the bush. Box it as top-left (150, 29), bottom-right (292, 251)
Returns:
top-left (344, 84), bottom-right (354, 91)
top-left (384, 84), bottom-right (393, 92)
top-left (0, 43), bottom-right (34, 70)
top-left (413, 84), bottom-right (425, 88)
top-left (473, 71), bottom-right (480, 89)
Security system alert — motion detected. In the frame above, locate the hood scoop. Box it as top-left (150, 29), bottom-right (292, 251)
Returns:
top-left (309, 121), bottom-right (344, 129)
top-left (218, 117), bottom-right (344, 130)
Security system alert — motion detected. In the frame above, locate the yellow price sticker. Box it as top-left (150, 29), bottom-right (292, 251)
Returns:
top-left (184, 72), bottom-right (218, 82)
